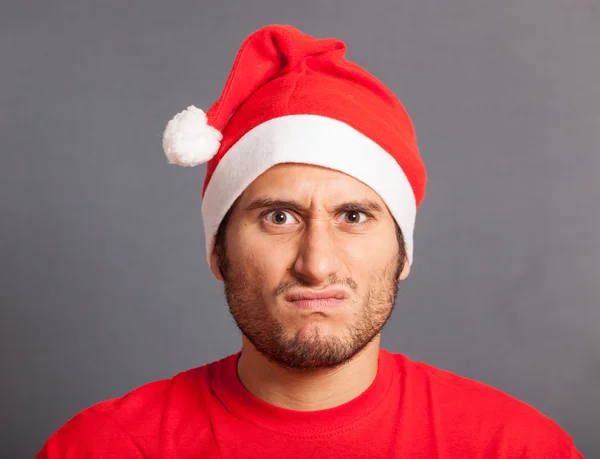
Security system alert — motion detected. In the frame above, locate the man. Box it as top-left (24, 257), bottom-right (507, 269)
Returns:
top-left (36, 24), bottom-right (583, 458)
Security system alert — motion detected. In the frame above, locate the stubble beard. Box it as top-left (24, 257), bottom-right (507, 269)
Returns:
top-left (221, 253), bottom-right (403, 371)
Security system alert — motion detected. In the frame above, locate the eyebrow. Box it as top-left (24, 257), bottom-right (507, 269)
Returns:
top-left (243, 197), bottom-right (384, 215)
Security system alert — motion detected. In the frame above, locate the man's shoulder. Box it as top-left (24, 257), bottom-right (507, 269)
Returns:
top-left (36, 356), bottom-right (230, 458)
top-left (407, 356), bottom-right (535, 403)
top-left (85, 361), bottom-right (212, 421)
top-left (391, 351), bottom-right (558, 421)
top-left (387, 351), bottom-right (580, 456)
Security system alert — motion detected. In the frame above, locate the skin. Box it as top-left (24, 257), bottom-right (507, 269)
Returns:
top-left (210, 163), bottom-right (410, 411)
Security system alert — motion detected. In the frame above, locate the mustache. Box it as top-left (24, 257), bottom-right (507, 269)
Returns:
top-left (274, 275), bottom-right (359, 296)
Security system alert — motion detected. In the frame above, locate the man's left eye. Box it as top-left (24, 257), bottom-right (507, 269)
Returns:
top-left (340, 211), bottom-right (368, 224)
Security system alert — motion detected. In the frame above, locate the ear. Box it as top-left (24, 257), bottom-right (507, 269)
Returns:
top-left (210, 249), bottom-right (224, 282)
top-left (398, 256), bottom-right (411, 281)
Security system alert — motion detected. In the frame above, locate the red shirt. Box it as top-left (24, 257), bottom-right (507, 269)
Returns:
top-left (36, 349), bottom-right (583, 458)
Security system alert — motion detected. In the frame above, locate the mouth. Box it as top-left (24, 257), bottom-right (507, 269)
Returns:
top-left (284, 288), bottom-right (349, 310)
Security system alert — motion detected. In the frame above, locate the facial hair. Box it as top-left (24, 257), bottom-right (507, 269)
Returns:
top-left (221, 252), bottom-right (403, 371)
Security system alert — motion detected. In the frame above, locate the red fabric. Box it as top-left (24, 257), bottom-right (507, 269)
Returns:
top-left (201, 25), bottom-right (426, 208)
top-left (36, 349), bottom-right (583, 458)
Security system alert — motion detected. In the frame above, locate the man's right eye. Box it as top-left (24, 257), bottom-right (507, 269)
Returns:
top-left (263, 210), bottom-right (298, 225)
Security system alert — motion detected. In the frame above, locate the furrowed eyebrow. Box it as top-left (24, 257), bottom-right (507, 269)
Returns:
top-left (243, 197), bottom-right (383, 215)
top-left (335, 200), bottom-right (383, 214)
top-left (243, 198), bottom-right (306, 213)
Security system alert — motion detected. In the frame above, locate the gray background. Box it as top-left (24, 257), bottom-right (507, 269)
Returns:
top-left (2, 0), bottom-right (598, 457)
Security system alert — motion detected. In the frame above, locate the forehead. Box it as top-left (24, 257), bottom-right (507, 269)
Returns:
top-left (238, 163), bottom-right (385, 205)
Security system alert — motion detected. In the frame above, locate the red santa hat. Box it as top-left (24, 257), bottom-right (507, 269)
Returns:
top-left (162, 24), bottom-right (427, 266)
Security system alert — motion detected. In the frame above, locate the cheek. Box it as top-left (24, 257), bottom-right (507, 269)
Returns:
top-left (342, 233), bottom-right (398, 270)
top-left (228, 228), bottom-right (295, 284)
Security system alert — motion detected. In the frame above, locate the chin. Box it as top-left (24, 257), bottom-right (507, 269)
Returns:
top-left (292, 321), bottom-right (343, 343)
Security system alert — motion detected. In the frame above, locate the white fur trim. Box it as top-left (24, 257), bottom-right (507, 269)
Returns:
top-left (202, 115), bottom-right (417, 265)
top-left (162, 106), bottom-right (222, 166)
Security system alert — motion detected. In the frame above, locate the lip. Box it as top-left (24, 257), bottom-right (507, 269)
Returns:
top-left (284, 288), bottom-right (349, 310)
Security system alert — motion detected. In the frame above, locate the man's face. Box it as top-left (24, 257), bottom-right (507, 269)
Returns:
top-left (211, 163), bottom-right (409, 370)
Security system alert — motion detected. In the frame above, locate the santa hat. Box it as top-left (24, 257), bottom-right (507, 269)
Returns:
top-left (162, 24), bottom-right (426, 266)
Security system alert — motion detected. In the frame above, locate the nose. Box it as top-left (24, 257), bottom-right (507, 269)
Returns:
top-left (292, 220), bottom-right (342, 286)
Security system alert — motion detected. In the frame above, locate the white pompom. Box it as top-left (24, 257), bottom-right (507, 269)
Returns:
top-left (162, 105), bottom-right (223, 166)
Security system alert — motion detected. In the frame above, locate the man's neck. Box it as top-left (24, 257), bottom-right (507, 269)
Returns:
top-left (236, 337), bottom-right (381, 411)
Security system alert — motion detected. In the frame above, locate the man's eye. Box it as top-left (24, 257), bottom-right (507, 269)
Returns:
top-left (341, 211), bottom-right (368, 224)
top-left (264, 210), bottom-right (297, 225)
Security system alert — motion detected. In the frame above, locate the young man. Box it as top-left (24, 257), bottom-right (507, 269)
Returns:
top-left (36, 25), bottom-right (583, 458)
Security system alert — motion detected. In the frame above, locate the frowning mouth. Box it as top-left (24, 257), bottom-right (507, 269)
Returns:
top-left (284, 288), bottom-right (349, 310)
